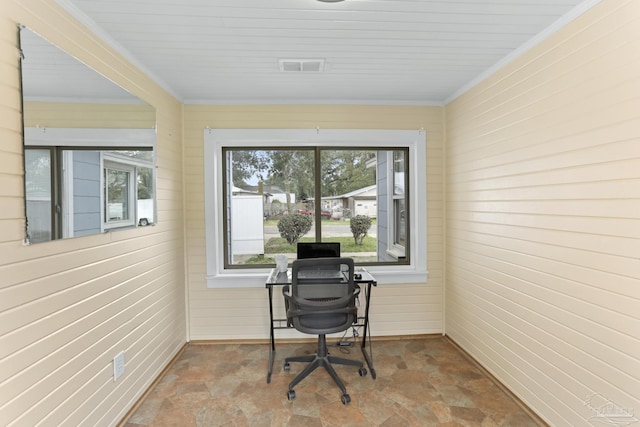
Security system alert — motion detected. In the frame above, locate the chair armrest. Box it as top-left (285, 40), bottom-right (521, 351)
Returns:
top-left (282, 285), bottom-right (291, 296)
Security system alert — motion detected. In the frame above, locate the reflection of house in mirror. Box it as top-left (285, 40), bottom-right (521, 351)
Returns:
top-left (24, 128), bottom-right (156, 242)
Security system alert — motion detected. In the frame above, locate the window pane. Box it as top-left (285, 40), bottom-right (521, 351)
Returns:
top-left (393, 149), bottom-right (407, 251)
top-left (224, 148), bottom-right (314, 266)
top-left (105, 168), bottom-right (130, 222)
top-left (25, 149), bottom-right (52, 243)
top-left (137, 166), bottom-right (154, 224)
top-left (320, 149), bottom-right (377, 263)
top-left (223, 146), bottom-right (409, 267)
top-left (395, 198), bottom-right (407, 247)
top-left (394, 150), bottom-right (405, 196)
top-left (105, 150), bottom-right (155, 226)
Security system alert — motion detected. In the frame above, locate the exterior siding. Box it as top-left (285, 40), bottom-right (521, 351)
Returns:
top-left (72, 150), bottom-right (102, 237)
top-left (377, 153), bottom-right (391, 261)
top-left (0, 2), bottom-right (186, 426)
top-left (184, 105), bottom-right (445, 339)
top-left (444, 0), bottom-right (640, 425)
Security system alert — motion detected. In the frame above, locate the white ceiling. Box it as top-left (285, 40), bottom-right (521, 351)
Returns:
top-left (49, 0), bottom-right (595, 105)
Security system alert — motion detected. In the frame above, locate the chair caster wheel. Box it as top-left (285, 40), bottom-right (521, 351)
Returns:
top-left (287, 390), bottom-right (296, 401)
top-left (359, 367), bottom-right (367, 376)
top-left (283, 362), bottom-right (290, 372)
top-left (341, 394), bottom-right (351, 405)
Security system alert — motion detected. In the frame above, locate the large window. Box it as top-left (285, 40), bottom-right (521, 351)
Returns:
top-left (222, 147), bottom-right (407, 267)
top-left (24, 128), bottom-right (156, 243)
top-left (205, 129), bottom-right (427, 287)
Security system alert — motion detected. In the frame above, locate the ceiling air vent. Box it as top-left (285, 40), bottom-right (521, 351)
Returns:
top-left (279, 59), bottom-right (325, 72)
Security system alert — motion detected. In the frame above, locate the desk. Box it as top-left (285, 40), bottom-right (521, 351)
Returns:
top-left (265, 268), bottom-right (377, 383)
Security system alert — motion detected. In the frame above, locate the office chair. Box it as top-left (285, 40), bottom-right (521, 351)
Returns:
top-left (282, 257), bottom-right (367, 404)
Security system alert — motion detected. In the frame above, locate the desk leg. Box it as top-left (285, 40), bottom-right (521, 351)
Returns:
top-left (267, 286), bottom-right (275, 383)
top-left (360, 282), bottom-right (377, 379)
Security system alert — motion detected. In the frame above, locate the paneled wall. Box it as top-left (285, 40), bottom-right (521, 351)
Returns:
top-left (445, 0), bottom-right (640, 425)
top-left (24, 102), bottom-right (156, 128)
top-left (6, 0), bottom-right (637, 426)
top-left (0, 2), bottom-right (186, 426)
top-left (183, 105), bottom-right (445, 340)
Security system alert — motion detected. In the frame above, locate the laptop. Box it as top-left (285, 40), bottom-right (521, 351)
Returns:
top-left (295, 242), bottom-right (344, 280)
top-left (296, 269), bottom-right (345, 280)
top-left (296, 242), bottom-right (340, 260)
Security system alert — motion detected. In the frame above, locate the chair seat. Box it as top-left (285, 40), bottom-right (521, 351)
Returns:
top-left (299, 313), bottom-right (349, 330)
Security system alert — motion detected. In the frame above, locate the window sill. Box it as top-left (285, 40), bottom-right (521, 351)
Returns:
top-left (206, 267), bottom-right (428, 288)
top-left (386, 247), bottom-right (406, 260)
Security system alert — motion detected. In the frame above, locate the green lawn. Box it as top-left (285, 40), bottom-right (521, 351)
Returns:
top-left (265, 236), bottom-right (376, 254)
top-left (264, 218), bottom-right (376, 227)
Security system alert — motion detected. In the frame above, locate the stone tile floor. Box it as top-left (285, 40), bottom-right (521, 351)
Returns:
top-left (123, 337), bottom-right (543, 426)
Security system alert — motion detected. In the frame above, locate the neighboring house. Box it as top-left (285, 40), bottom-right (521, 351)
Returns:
top-left (243, 184), bottom-right (295, 204)
top-left (321, 184), bottom-right (378, 218)
top-left (243, 184), bottom-right (295, 216)
top-left (340, 185), bottom-right (378, 218)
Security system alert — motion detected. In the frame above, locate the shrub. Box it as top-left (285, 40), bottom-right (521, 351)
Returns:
top-left (350, 215), bottom-right (372, 245)
top-left (277, 213), bottom-right (313, 245)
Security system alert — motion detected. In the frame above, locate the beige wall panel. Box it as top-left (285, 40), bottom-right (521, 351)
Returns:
top-left (2, 273), bottom-right (173, 407)
top-left (447, 251), bottom-right (639, 356)
top-left (0, 1), bottom-right (186, 426)
top-left (43, 310), bottom-right (182, 427)
top-left (24, 102), bottom-right (156, 129)
top-left (0, 151), bottom-right (22, 177)
top-left (0, 248), bottom-right (174, 353)
top-left (184, 104), bottom-right (444, 340)
top-left (0, 129), bottom-right (23, 154)
top-left (445, 0), bottom-right (640, 425)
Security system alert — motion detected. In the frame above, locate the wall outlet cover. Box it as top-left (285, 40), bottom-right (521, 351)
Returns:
top-left (113, 351), bottom-right (125, 381)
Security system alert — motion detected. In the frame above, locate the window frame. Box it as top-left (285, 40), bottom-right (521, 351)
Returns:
top-left (388, 149), bottom-right (407, 259)
top-left (204, 129), bottom-right (428, 288)
top-left (103, 159), bottom-right (136, 228)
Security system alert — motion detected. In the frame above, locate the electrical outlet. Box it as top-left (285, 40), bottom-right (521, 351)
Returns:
top-left (113, 351), bottom-right (125, 382)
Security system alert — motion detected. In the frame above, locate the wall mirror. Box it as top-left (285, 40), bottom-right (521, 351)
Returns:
top-left (19, 26), bottom-right (157, 243)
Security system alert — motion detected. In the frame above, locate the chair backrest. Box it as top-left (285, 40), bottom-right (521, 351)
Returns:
top-left (287, 257), bottom-right (357, 335)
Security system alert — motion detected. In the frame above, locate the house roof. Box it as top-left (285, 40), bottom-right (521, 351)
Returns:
top-left (339, 185), bottom-right (378, 199)
top-left (243, 184), bottom-right (287, 195)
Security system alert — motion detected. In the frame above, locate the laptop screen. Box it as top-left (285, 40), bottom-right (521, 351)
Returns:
top-left (296, 242), bottom-right (341, 259)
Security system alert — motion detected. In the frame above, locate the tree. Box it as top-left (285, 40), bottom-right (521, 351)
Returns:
top-left (321, 150), bottom-right (375, 196)
top-left (137, 167), bottom-right (153, 199)
top-left (228, 148), bottom-right (374, 212)
top-left (277, 213), bottom-right (313, 245)
top-left (350, 215), bottom-right (372, 245)
top-left (229, 150), bottom-right (266, 187)
top-left (264, 150), bottom-right (314, 213)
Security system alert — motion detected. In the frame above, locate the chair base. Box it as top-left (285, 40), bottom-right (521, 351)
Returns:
top-left (284, 334), bottom-right (366, 403)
